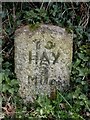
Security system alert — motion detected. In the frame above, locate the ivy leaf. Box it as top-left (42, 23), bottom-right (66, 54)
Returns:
top-left (73, 59), bottom-right (81, 68)
top-left (78, 53), bottom-right (85, 60)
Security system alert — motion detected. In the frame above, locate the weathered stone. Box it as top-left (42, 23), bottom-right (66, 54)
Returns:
top-left (15, 24), bottom-right (73, 102)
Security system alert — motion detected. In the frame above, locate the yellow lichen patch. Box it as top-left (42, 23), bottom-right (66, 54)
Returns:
top-left (29, 23), bottom-right (41, 31)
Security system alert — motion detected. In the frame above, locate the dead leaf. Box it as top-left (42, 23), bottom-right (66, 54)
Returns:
top-left (2, 103), bottom-right (15, 117)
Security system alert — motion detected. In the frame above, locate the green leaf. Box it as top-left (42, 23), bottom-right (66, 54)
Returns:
top-left (78, 53), bottom-right (85, 60)
top-left (74, 59), bottom-right (81, 67)
top-left (40, 109), bottom-right (43, 115)
top-left (8, 88), bottom-right (14, 94)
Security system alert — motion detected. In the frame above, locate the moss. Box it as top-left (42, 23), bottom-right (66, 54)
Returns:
top-left (65, 27), bottom-right (72, 34)
top-left (29, 23), bottom-right (41, 31)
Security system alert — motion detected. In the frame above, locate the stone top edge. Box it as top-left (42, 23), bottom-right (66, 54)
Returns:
top-left (15, 24), bottom-right (72, 37)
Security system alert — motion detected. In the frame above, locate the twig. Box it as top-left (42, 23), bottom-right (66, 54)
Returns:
top-left (46, 0), bottom-right (51, 11)
top-left (62, 8), bottom-right (73, 16)
top-left (13, 3), bottom-right (16, 23)
top-left (8, 46), bottom-right (13, 55)
top-left (40, 2), bottom-right (44, 10)
top-left (7, 9), bottom-right (12, 29)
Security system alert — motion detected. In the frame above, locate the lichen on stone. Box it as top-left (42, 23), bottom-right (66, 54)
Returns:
top-left (15, 24), bottom-right (73, 102)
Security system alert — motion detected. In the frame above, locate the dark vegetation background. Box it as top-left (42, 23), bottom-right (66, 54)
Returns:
top-left (1, 2), bottom-right (90, 120)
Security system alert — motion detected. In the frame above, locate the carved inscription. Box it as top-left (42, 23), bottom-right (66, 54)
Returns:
top-left (28, 40), bottom-right (61, 86)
